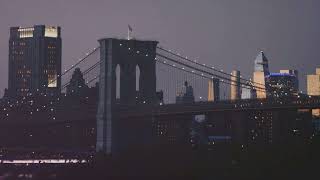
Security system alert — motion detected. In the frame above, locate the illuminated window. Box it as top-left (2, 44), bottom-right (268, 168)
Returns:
top-left (18, 27), bottom-right (34, 38)
top-left (45, 27), bottom-right (58, 38)
top-left (48, 71), bottom-right (57, 88)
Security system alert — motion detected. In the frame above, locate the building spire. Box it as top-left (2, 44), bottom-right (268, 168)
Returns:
top-left (254, 50), bottom-right (269, 74)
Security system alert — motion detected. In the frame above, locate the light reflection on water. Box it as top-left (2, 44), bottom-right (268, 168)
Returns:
top-left (0, 159), bottom-right (87, 164)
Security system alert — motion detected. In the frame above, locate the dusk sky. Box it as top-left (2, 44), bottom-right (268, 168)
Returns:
top-left (0, 0), bottom-right (319, 96)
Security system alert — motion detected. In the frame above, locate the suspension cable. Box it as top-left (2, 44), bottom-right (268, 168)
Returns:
top-left (156, 53), bottom-right (266, 92)
top-left (157, 46), bottom-right (265, 87)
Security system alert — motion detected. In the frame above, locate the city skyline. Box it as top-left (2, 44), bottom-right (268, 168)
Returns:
top-left (0, 1), bottom-right (319, 178)
top-left (0, 0), bottom-right (320, 96)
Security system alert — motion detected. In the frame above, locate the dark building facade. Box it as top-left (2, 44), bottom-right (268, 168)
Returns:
top-left (8, 25), bottom-right (62, 97)
top-left (246, 109), bottom-right (312, 145)
top-left (0, 95), bottom-right (315, 152)
top-left (66, 68), bottom-right (89, 96)
top-left (265, 73), bottom-right (299, 98)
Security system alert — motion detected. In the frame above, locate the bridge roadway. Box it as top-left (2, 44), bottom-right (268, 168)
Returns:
top-left (117, 96), bottom-right (320, 118)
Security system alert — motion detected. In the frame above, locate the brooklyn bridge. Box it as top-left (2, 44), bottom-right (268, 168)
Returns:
top-left (0, 38), bottom-right (319, 158)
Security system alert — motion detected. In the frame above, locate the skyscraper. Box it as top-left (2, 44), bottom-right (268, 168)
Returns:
top-left (176, 81), bottom-right (195, 104)
top-left (8, 25), bottom-right (61, 97)
top-left (280, 69), bottom-right (298, 77)
top-left (253, 51), bottom-right (270, 99)
top-left (307, 68), bottom-right (320, 117)
top-left (307, 68), bottom-right (320, 96)
top-left (265, 73), bottom-right (299, 98)
top-left (280, 69), bottom-right (299, 91)
top-left (254, 51), bottom-right (269, 74)
top-left (208, 78), bottom-right (220, 102)
top-left (230, 70), bottom-right (241, 100)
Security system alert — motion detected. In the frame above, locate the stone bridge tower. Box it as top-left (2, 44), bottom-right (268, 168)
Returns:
top-left (96, 38), bottom-right (158, 154)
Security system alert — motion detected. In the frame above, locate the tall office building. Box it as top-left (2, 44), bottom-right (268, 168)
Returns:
top-left (280, 69), bottom-right (298, 77)
top-left (307, 68), bottom-right (320, 117)
top-left (307, 68), bottom-right (320, 96)
top-left (230, 70), bottom-right (241, 100)
top-left (253, 51), bottom-right (270, 99)
top-left (265, 73), bottom-right (299, 98)
top-left (208, 78), bottom-right (220, 102)
top-left (280, 69), bottom-right (299, 90)
top-left (8, 25), bottom-right (61, 97)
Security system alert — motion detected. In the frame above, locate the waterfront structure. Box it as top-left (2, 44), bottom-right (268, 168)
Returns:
top-left (253, 51), bottom-right (270, 99)
top-left (8, 25), bottom-right (62, 97)
top-left (230, 70), bottom-right (241, 100)
top-left (307, 68), bottom-right (320, 117)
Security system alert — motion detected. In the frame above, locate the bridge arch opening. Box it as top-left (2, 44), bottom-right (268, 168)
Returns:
top-left (136, 65), bottom-right (140, 92)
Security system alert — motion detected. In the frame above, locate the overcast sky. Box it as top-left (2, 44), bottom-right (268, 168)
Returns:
top-left (0, 0), bottom-right (319, 96)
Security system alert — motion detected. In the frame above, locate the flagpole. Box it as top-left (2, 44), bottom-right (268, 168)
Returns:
top-left (127, 28), bottom-right (130, 40)
top-left (127, 25), bottom-right (132, 40)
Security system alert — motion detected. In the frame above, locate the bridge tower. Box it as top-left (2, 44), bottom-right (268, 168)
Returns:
top-left (96, 38), bottom-right (158, 154)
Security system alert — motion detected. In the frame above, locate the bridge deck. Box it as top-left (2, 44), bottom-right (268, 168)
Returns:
top-left (117, 97), bottom-right (320, 118)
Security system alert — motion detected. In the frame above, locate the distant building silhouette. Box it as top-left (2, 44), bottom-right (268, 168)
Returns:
top-left (307, 68), bottom-right (320, 117)
top-left (208, 78), bottom-right (220, 102)
top-left (8, 25), bottom-right (62, 97)
top-left (307, 68), bottom-right (320, 96)
top-left (66, 68), bottom-right (89, 96)
top-left (176, 81), bottom-right (195, 104)
top-left (230, 70), bottom-right (241, 100)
